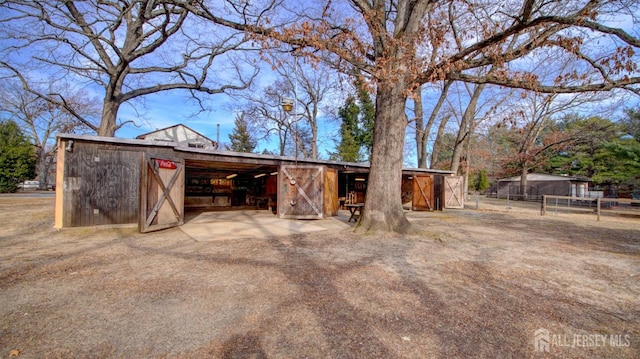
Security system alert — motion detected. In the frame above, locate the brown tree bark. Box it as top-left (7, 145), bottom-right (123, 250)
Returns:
top-left (430, 114), bottom-right (450, 168)
top-left (98, 99), bottom-right (120, 137)
top-left (414, 86), bottom-right (426, 168)
top-left (450, 84), bottom-right (485, 174)
top-left (355, 80), bottom-right (411, 233)
top-left (519, 166), bottom-right (529, 200)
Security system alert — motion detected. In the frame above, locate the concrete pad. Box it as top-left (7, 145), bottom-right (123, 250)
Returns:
top-left (180, 210), bottom-right (350, 242)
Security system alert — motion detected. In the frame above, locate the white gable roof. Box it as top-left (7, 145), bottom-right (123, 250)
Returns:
top-left (137, 124), bottom-right (216, 149)
top-left (499, 173), bottom-right (589, 182)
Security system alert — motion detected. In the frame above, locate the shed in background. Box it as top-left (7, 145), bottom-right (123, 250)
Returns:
top-left (137, 124), bottom-right (217, 150)
top-left (497, 173), bottom-right (592, 200)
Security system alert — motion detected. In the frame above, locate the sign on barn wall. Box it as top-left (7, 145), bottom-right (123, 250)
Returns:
top-left (279, 165), bottom-right (324, 219)
top-left (412, 175), bottom-right (434, 211)
top-left (140, 156), bottom-right (185, 232)
top-left (444, 176), bottom-right (464, 209)
top-left (156, 159), bottom-right (177, 169)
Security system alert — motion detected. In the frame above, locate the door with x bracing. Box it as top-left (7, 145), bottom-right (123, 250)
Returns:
top-left (278, 165), bottom-right (324, 219)
top-left (139, 156), bottom-right (185, 232)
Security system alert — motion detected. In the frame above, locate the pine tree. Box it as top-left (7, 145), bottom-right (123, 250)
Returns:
top-left (332, 96), bottom-right (362, 162)
top-left (228, 114), bottom-right (257, 153)
top-left (355, 80), bottom-right (375, 160)
top-left (472, 169), bottom-right (490, 193)
top-left (0, 120), bottom-right (36, 192)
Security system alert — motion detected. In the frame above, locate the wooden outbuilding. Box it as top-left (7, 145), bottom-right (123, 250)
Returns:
top-left (497, 173), bottom-right (592, 200)
top-left (54, 134), bottom-right (458, 232)
top-left (136, 124), bottom-right (217, 150)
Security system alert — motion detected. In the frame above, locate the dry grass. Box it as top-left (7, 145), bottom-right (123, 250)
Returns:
top-left (0, 196), bottom-right (638, 358)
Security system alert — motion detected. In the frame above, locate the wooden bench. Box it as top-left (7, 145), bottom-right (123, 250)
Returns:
top-left (345, 203), bottom-right (364, 223)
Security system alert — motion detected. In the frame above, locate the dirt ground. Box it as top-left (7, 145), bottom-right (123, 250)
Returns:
top-left (0, 196), bottom-right (638, 358)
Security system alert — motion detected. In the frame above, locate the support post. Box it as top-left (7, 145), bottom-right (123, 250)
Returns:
top-left (541, 195), bottom-right (546, 216)
top-left (596, 197), bottom-right (601, 221)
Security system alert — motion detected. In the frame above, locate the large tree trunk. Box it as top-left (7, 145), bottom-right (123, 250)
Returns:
top-left (519, 166), bottom-right (529, 200)
top-left (311, 113), bottom-right (318, 159)
top-left (355, 81), bottom-right (411, 234)
top-left (36, 147), bottom-right (49, 190)
top-left (420, 80), bottom-right (452, 168)
top-left (98, 99), bottom-right (120, 136)
top-left (430, 114), bottom-right (450, 168)
top-left (450, 84), bottom-right (485, 174)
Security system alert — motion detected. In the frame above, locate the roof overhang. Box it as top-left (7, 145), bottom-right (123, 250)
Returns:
top-left (56, 134), bottom-right (454, 176)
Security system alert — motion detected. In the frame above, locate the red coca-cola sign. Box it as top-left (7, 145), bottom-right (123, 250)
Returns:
top-left (156, 159), bottom-right (177, 169)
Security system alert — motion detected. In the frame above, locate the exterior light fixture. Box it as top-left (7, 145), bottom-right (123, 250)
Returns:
top-left (254, 173), bottom-right (267, 178)
top-left (270, 172), bottom-right (278, 175)
top-left (355, 178), bottom-right (366, 182)
top-left (65, 140), bottom-right (74, 152)
top-left (226, 174), bottom-right (238, 179)
top-left (282, 97), bottom-right (294, 112)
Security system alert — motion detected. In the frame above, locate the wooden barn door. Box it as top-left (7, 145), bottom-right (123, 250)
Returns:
top-left (412, 175), bottom-right (434, 211)
top-left (324, 168), bottom-right (339, 216)
top-left (140, 157), bottom-right (185, 232)
top-left (279, 165), bottom-right (324, 219)
top-left (444, 176), bottom-right (464, 209)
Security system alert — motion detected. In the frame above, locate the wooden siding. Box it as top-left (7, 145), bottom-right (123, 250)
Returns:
top-left (433, 175), bottom-right (444, 211)
top-left (279, 165), bottom-right (324, 219)
top-left (324, 168), bottom-right (339, 216)
top-left (54, 140), bottom-right (66, 228)
top-left (444, 176), bottom-right (464, 209)
top-left (59, 139), bottom-right (174, 227)
top-left (139, 157), bottom-right (185, 232)
top-left (412, 175), bottom-right (434, 211)
top-left (55, 134), bottom-right (454, 229)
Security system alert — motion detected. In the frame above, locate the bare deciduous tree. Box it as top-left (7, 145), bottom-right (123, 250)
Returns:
top-left (187, 0), bottom-right (640, 233)
top-left (0, 80), bottom-right (99, 189)
top-left (273, 56), bottom-right (339, 160)
top-left (0, 0), bottom-right (258, 136)
top-left (240, 79), bottom-right (295, 156)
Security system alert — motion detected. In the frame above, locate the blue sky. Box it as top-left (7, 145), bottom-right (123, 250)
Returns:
top-left (2, 1), bottom-right (638, 168)
top-left (114, 80), bottom-right (343, 159)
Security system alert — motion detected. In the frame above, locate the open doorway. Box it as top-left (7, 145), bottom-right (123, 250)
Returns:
top-left (184, 159), bottom-right (279, 213)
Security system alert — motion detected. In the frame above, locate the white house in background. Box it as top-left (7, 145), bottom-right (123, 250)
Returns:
top-left (136, 124), bottom-right (217, 150)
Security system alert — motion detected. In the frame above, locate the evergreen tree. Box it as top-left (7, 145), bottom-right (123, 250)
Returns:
top-left (355, 80), bottom-right (375, 160)
top-left (228, 114), bottom-right (257, 153)
top-left (621, 108), bottom-right (640, 142)
top-left (0, 120), bottom-right (36, 192)
top-left (471, 169), bottom-right (490, 192)
top-left (331, 96), bottom-right (362, 162)
top-left (546, 115), bottom-right (640, 190)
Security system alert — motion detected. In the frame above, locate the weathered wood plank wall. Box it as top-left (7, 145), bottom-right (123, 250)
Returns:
top-left (324, 168), bottom-right (339, 216)
top-left (279, 165), bottom-right (324, 219)
top-left (58, 139), bottom-right (174, 227)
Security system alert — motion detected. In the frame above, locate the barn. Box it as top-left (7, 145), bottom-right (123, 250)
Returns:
top-left (54, 133), bottom-right (459, 232)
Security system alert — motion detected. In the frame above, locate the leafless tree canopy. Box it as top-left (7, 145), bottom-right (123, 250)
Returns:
top-left (184, 0), bottom-right (640, 232)
top-left (2, 0), bottom-right (637, 233)
top-left (0, 80), bottom-right (100, 189)
top-left (0, 0), bottom-right (260, 136)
